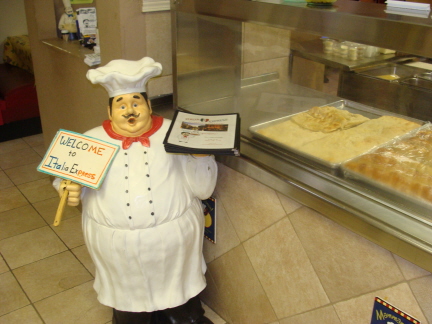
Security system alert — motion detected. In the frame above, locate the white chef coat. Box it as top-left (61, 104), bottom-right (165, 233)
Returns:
top-left (57, 118), bottom-right (218, 312)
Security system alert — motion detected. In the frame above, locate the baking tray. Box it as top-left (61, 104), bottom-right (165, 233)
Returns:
top-left (353, 62), bottom-right (426, 82)
top-left (249, 100), bottom-right (382, 170)
top-left (400, 76), bottom-right (432, 92)
top-left (416, 72), bottom-right (432, 81)
top-left (342, 124), bottom-right (432, 209)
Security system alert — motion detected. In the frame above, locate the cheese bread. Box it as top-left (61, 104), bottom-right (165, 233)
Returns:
top-left (291, 106), bottom-right (370, 133)
top-left (300, 116), bottom-right (421, 163)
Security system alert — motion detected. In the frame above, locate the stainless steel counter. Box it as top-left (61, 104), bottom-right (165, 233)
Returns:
top-left (171, 0), bottom-right (432, 271)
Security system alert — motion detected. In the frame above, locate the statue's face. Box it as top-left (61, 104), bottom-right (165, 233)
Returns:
top-left (108, 92), bottom-right (152, 137)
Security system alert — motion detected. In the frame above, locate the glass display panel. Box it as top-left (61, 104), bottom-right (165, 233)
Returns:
top-left (173, 0), bottom-right (432, 228)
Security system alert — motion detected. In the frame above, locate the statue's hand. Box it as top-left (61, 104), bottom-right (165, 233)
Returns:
top-left (59, 180), bottom-right (82, 206)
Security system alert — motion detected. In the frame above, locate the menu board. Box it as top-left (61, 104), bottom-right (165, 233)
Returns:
top-left (37, 129), bottom-right (119, 189)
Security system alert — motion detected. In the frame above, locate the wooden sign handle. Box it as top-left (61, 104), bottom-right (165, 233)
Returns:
top-left (53, 180), bottom-right (71, 226)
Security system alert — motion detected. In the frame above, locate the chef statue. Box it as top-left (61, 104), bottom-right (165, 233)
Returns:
top-left (53, 57), bottom-right (217, 324)
top-left (58, 0), bottom-right (78, 38)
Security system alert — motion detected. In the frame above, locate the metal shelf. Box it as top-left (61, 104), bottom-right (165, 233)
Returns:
top-left (174, 0), bottom-right (432, 58)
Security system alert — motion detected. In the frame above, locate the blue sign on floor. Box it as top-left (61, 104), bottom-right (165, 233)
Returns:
top-left (370, 297), bottom-right (421, 324)
top-left (202, 196), bottom-right (216, 244)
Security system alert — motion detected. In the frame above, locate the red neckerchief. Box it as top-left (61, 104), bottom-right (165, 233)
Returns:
top-left (103, 115), bottom-right (163, 149)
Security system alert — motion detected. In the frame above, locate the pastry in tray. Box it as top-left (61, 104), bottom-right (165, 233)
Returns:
top-left (256, 105), bottom-right (421, 165)
top-left (256, 105), bottom-right (369, 150)
top-left (343, 127), bottom-right (432, 204)
top-left (256, 118), bottom-right (330, 149)
top-left (299, 115), bottom-right (420, 164)
top-left (291, 105), bottom-right (369, 132)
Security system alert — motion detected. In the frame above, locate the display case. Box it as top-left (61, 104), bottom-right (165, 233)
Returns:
top-left (171, 0), bottom-right (432, 271)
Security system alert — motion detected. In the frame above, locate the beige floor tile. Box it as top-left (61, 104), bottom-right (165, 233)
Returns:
top-left (4, 162), bottom-right (48, 186)
top-left (0, 187), bottom-right (29, 213)
top-left (17, 178), bottom-right (58, 204)
top-left (22, 134), bottom-right (44, 147)
top-left (200, 271), bottom-right (232, 323)
top-left (280, 305), bottom-right (341, 324)
top-left (0, 257), bottom-right (8, 274)
top-left (0, 272), bottom-right (30, 316)
top-left (0, 226), bottom-right (67, 269)
top-left (0, 147), bottom-right (41, 170)
top-left (34, 281), bottom-right (112, 324)
top-left (0, 171), bottom-right (14, 190)
top-left (203, 198), bottom-right (241, 263)
top-left (394, 254), bottom-right (431, 280)
top-left (289, 207), bottom-right (404, 302)
top-left (216, 163), bottom-right (286, 242)
top-left (277, 192), bottom-right (302, 215)
top-left (207, 245), bottom-right (278, 324)
top-left (0, 305), bottom-right (43, 324)
top-left (32, 196), bottom-right (81, 224)
top-left (51, 215), bottom-right (85, 248)
top-left (13, 251), bottom-right (93, 302)
top-left (409, 275), bottom-right (432, 323)
top-left (334, 282), bottom-right (427, 324)
top-left (0, 139), bottom-right (30, 155)
top-left (202, 303), bottom-right (226, 324)
top-left (72, 245), bottom-right (96, 276)
top-left (32, 144), bottom-right (47, 157)
top-left (244, 217), bottom-right (329, 319)
top-left (0, 205), bottom-right (46, 240)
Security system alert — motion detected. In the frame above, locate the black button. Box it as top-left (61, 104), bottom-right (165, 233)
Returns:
top-left (129, 216), bottom-right (132, 219)
top-left (146, 174), bottom-right (149, 177)
top-left (127, 203), bottom-right (130, 206)
top-left (151, 212), bottom-right (154, 216)
top-left (126, 190), bottom-right (129, 193)
top-left (145, 162), bottom-right (148, 165)
top-left (148, 188), bottom-right (151, 191)
top-left (125, 164), bottom-right (128, 167)
top-left (144, 151), bottom-right (147, 154)
top-left (149, 200), bottom-right (153, 204)
top-left (125, 176), bottom-right (128, 179)
top-left (124, 152), bottom-right (127, 155)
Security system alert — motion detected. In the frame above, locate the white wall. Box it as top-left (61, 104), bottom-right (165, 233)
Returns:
top-left (0, 0), bottom-right (28, 62)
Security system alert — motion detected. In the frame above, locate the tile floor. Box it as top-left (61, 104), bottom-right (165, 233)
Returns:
top-left (0, 133), bottom-right (225, 324)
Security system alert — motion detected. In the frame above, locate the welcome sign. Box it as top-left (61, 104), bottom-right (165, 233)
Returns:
top-left (370, 297), bottom-right (421, 324)
top-left (37, 129), bottom-right (119, 189)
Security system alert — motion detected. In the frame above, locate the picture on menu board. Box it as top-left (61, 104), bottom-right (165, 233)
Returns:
top-left (163, 110), bottom-right (240, 156)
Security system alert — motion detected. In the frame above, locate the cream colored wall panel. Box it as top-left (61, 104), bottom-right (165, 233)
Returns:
top-left (242, 57), bottom-right (289, 81)
top-left (243, 23), bottom-right (290, 64)
top-left (145, 11), bottom-right (173, 76)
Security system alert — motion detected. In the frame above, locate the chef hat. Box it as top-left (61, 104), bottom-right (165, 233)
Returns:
top-left (86, 57), bottom-right (162, 98)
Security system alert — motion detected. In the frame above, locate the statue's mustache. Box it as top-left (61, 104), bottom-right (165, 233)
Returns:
top-left (122, 113), bottom-right (140, 119)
